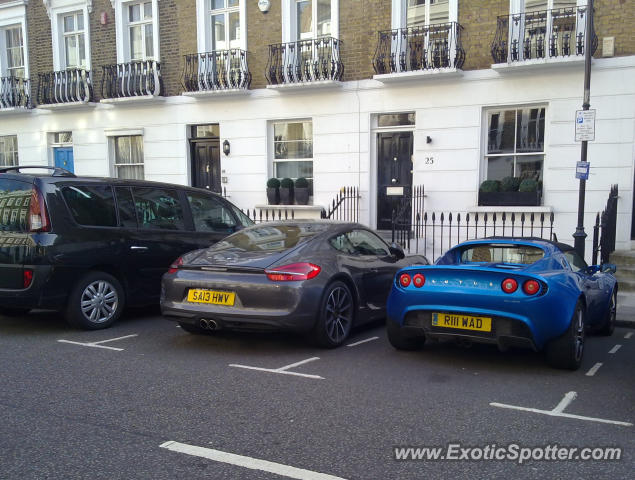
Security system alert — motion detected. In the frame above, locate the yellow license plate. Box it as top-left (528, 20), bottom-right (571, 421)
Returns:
top-left (187, 289), bottom-right (235, 306)
top-left (431, 312), bottom-right (492, 332)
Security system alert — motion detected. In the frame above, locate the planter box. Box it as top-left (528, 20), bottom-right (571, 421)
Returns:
top-left (279, 187), bottom-right (294, 205)
top-left (267, 187), bottom-right (280, 205)
top-left (295, 187), bottom-right (309, 205)
top-left (478, 191), bottom-right (541, 206)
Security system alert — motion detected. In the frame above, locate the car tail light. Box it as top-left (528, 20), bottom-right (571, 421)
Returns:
top-left (265, 263), bottom-right (321, 281)
top-left (523, 280), bottom-right (540, 295)
top-left (23, 269), bottom-right (33, 288)
top-left (399, 273), bottom-right (411, 287)
top-left (501, 278), bottom-right (518, 294)
top-left (167, 256), bottom-right (183, 274)
top-left (413, 274), bottom-right (425, 288)
top-left (28, 186), bottom-right (50, 232)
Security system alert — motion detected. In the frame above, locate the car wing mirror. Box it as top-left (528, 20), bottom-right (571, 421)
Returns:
top-left (389, 243), bottom-right (405, 260)
top-left (600, 263), bottom-right (617, 274)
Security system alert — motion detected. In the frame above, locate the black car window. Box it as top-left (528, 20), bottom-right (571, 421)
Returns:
top-left (329, 233), bottom-right (357, 255)
top-left (132, 187), bottom-right (185, 230)
top-left (460, 244), bottom-right (544, 265)
top-left (213, 224), bottom-right (328, 253)
top-left (231, 205), bottom-right (255, 228)
top-left (347, 230), bottom-right (390, 256)
top-left (187, 192), bottom-right (237, 233)
top-left (0, 179), bottom-right (30, 232)
top-left (115, 186), bottom-right (137, 228)
top-left (62, 185), bottom-right (117, 227)
top-left (564, 251), bottom-right (588, 273)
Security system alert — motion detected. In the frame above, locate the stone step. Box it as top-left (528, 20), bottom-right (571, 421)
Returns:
top-left (616, 278), bottom-right (635, 293)
top-left (610, 250), bottom-right (635, 266)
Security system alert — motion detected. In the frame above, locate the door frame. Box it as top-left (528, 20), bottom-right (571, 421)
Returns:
top-left (187, 123), bottom-right (221, 192)
top-left (370, 120), bottom-right (415, 230)
top-left (47, 132), bottom-right (73, 170)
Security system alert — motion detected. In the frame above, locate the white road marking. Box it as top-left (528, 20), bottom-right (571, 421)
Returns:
top-left (609, 344), bottom-right (622, 354)
top-left (57, 334), bottom-right (138, 352)
top-left (346, 336), bottom-right (379, 347)
top-left (160, 441), bottom-right (348, 480)
top-left (490, 391), bottom-right (632, 427)
top-left (585, 362), bottom-right (603, 376)
top-left (625, 332), bottom-right (633, 339)
top-left (229, 357), bottom-right (323, 380)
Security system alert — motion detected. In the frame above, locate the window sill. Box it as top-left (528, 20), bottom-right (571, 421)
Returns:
top-left (100, 95), bottom-right (165, 106)
top-left (182, 89), bottom-right (250, 99)
top-left (255, 204), bottom-right (324, 220)
top-left (37, 101), bottom-right (97, 111)
top-left (468, 205), bottom-right (553, 214)
top-left (266, 80), bottom-right (343, 91)
top-left (491, 55), bottom-right (586, 73)
top-left (374, 67), bottom-right (463, 84)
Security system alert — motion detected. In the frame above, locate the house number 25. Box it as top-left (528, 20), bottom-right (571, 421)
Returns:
top-left (425, 157), bottom-right (434, 165)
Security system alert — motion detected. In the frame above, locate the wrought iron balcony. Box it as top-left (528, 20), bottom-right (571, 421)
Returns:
top-left (183, 49), bottom-right (251, 93)
top-left (266, 37), bottom-right (343, 86)
top-left (373, 22), bottom-right (465, 75)
top-left (37, 69), bottom-right (92, 105)
top-left (0, 76), bottom-right (30, 109)
top-left (101, 60), bottom-right (163, 100)
top-left (491, 6), bottom-right (597, 64)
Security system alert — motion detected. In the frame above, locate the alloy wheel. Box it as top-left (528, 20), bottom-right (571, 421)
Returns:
top-left (574, 308), bottom-right (585, 361)
top-left (324, 286), bottom-right (353, 344)
top-left (80, 280), bottom-right (119, 324)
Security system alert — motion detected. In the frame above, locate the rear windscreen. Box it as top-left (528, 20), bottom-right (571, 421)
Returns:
top-left (460, 244), bottom-right (545, 265)
top-left (0, 179), bottom-right (31, 232)
top-left (213, 224), bottom-right (328, 253)
top-left (62, 185), bottom-right (118, 227)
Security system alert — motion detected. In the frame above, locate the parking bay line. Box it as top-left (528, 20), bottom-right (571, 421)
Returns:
top-left (57, 334), bottom-right (138, 352)
top-left (608, 344), bottom-right (622, 354)
top-left (625, 332), bottom-right (633, 339)
top-left (585, 362), bottom-right (603, 376)
top-left (160, 441), bottom-right (347, 480)
top-left (229, 357), bottom-right (323, 380)
top-left (490, 391), bottom-right (633, 427)
top-left (346, 336), bottom-right (379, 347)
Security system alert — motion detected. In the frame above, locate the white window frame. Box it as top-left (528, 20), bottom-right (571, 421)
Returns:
top-left (44, 1), bottom-right (92, 71)
top-left (105, 128), bottom-right (145, 179)
top-left (269, 119), bottom-right (314, 191)
top-left (0, 1), bottom-right (28, 79)
top-left (111, 0), bottom-right (160, 63)
top-left (392, 0), bottom-right (457, 29)
top-left (282, 0), bottom-right (339, 43)
top-left (0, 135), bottom-right (19, 167)
top-left (196, 0), bottom-right (246, 53)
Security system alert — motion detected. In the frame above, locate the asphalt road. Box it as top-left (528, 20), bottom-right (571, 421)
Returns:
top-left (0, 308), bottom-right (633, 479)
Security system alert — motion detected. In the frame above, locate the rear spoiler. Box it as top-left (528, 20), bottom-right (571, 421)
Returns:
top-left (0, 166), bottom-right (75, 177)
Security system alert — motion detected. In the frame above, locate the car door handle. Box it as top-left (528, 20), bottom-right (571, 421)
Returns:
top-left (130, 246), bottom-right (149, 251)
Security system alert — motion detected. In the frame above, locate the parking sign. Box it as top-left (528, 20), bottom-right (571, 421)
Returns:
top-left (575, 110), bottom-right (596, 142)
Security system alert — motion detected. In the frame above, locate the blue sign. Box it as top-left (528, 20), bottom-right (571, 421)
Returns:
top-left (575, 161), bottom-right (590, 180)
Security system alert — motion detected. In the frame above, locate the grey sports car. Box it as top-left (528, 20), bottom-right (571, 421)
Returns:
top-left (160, 221), bottom-right (428, 347)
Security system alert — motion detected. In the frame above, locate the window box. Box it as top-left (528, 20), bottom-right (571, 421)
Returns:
top-left (478, 190), bottom-right (541, 207)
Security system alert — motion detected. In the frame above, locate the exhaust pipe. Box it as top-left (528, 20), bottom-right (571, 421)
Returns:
top-left (207, 319), bottom-right (219, 330)
top-left (199, 319), bottom-right (210, 330)
top-left (199, 318), bottom-right (219, 331)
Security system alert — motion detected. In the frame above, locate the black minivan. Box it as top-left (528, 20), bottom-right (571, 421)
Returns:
top-left (0, 166), bottom-right (253, 329)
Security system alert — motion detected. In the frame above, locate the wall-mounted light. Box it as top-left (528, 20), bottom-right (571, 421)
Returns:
top-left (223, 139), bottom-right (230, 156)
top-left (100, 12), bottom-right (108, 25)
top-left (258, 0), bottom-right (271, 13)
top-left (426, 135), bottom-right (432, 144)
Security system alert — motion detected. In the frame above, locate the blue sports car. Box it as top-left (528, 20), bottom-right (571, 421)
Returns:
top-left (386, 238), bottom-right (618, 370)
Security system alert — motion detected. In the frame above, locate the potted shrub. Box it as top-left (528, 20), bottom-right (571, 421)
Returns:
top-left (279, 177), bottom-right (294, 205)
top-left (266, 177), bottom-right (280, 205)
top-left (478, 177), bottom-right (541, 206)
top-left (294, 177), bottom-right (310, 205)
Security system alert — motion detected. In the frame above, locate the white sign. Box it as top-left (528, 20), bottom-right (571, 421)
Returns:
top-left (386, 186), bottom-right (404, 196)
top-left (575, 109), bottom-right (596, 142)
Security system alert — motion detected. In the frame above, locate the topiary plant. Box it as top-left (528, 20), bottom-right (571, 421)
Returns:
top-left (294, 177), bottom-right (309, 188)
top-left (280, 177), bottom-right (294, 189)
top-left (500, 176), bottom-right (521, 192)
top-left (267, 177), bottom-right (280, 188)
top-left (479, 180), bottom-right (501, 193)
top-left (519, 178), bottom-right (539, 192)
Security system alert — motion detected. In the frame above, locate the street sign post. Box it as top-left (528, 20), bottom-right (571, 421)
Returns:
top-left (575, 161), bottom-right (590, 180)
top-left (575, 109), bottom-right (596, 142)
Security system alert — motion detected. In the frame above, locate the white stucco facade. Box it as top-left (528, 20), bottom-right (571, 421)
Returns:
top-left (1, 55), bottom-right (634, 260)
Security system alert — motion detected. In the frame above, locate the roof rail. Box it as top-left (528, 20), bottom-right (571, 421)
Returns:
top-left (0, 166), bottom-right (76, 177)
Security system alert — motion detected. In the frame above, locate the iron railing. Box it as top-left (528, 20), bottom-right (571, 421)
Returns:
top-left (266, 37), bottom-right (343, 85)
top-left (592, 184), bottom-right (618, 265)
top-left (321, 186), bottom-right (360, 222)
top-left (101, 60), bottom-right (163, 99)
top-left (242, 208), bottom-right (296, 224)
top-left (0, 76), bottom-right (30, 109)
top-left (491, 6), bottom-right (597, 63)
top-left (391, 185), bottom-right (425, 246)
top-left (183, 49), bottom-right (251, 92)
top-left (37, 69), bottom-right (92, 105)
top-left (373, 22), bottom-right (465, 74)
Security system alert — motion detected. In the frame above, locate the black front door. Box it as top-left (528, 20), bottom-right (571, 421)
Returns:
top-left (377, 132), bottom-right (413, 230)
top-left (191, 140), bottom-right (221, 193)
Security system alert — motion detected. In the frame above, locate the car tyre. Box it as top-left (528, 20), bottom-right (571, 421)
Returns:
top-left (0, 307), bottom-right (31, 317)
top-left (545, 300), bottom-right (585, 370)
top-left (178, 321), bottom-right (208, 335)
top-left (387, 319), bottom-right (425, 351)
top-left (597, 290), bottom-right (616, 336)
top-left (312, 281), bottom-right (355, 348)
top-left (65, 271), bottom-right (124, 330)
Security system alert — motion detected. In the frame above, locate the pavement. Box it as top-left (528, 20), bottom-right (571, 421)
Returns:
top-left (0, 308), bottom-right (633, 479)
top-left (617, 292), bottom-right (635, 328)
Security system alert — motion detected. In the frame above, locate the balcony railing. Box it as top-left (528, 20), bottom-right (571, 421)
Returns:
top-left (37, 69), bottom-right (92, 105)
top-left (101, 60), bottom-right (163, 99)
top-left (183, 49), bottom-right (251, 92)
top-left (373, 22), bottom-right (465, 75)
top-left (266, 37), bottom-right (343, 86)
top-left (492, 6), bottom-right (597, 64)
top-left (0, 76), bottom-right (30, 109)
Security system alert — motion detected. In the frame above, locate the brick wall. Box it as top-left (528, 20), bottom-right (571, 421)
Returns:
top-left (25, 0), bottom-right (53, 103)
top-left (90, 0), bottom-right (117, 102)
top-left (246, 0), bottom-right (282, 90)
top-left (594, 0), bottom-right (635, 58)
top-left (460, 0), bottom-right (507, 71)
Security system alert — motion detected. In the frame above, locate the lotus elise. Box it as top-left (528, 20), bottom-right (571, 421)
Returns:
top-left (386, 238), bottom-right (618, 370)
